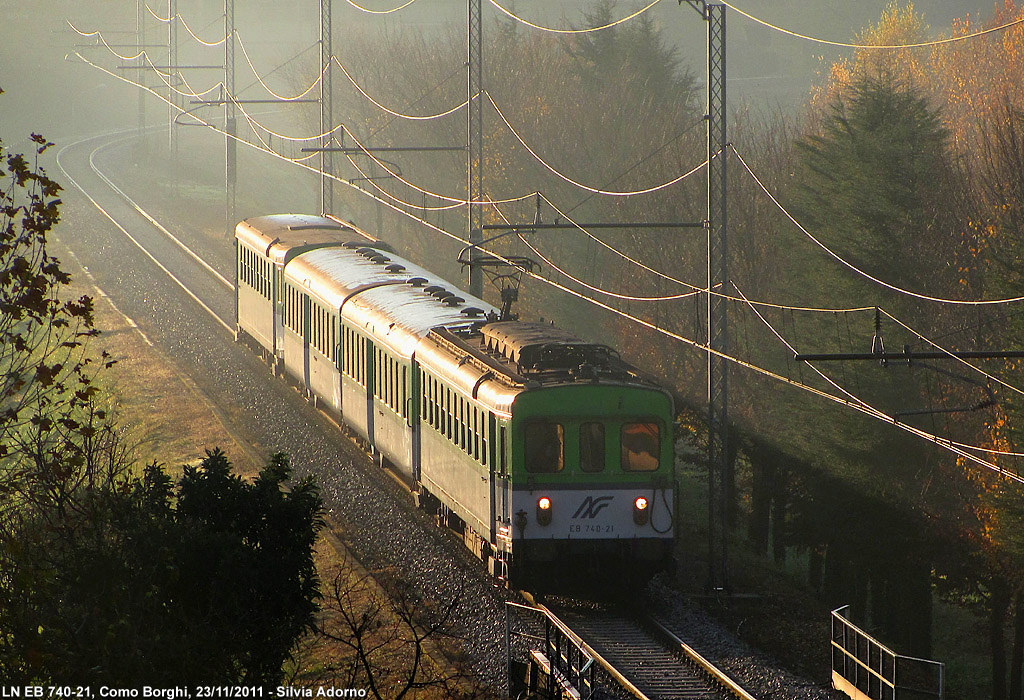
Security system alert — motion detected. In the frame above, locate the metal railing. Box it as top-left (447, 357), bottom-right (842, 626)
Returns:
top-left (831, 606), bottom-right (944, 700)
top-left (506, 602), bottom-right (598, 699)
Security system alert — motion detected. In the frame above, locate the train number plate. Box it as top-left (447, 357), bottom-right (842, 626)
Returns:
top-left (569, 524), bottom-right (615, 534)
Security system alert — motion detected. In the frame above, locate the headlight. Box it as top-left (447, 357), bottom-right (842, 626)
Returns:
top-left (633, 496), bottom-right (650, 526)
top-left (537, 496), bottom-right (552, 526)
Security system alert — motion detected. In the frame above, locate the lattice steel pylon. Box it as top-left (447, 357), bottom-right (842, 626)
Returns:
top-left (137, 1), bottom-right (146, 141)
top-left (167, 0), bottom-right (178, 152)
top-left (224, 0), bottom-right (236, 238)
top-left (684, 0), bottom-right (730, 593)
top-left (705, 2), bottom-right (729, 594)
top-left (467, 0), bottom-right (484, 297)
top-left (320, 0), bottom-right (334, 216)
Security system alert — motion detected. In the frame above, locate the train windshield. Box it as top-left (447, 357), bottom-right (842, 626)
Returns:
top-left (621, 422), bottom-right (660, 472)
top-left (524, 422), bottom-right (564, 473)
top-left (579, 422), bottom-right (605, 473)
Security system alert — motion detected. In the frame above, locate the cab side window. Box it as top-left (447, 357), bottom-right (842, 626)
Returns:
top-left (621, 422), bottom-right (660, 472)
top-left (524, 422), bottom-right (564, 473)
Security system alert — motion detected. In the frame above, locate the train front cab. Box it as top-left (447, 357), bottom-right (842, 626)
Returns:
top-left (506, 384), bottom-right (675, 588)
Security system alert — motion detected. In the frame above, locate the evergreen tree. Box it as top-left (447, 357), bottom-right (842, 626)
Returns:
top-left (0, 450), bottom-right (323, 685)
top-left (795, 73), bottom-right (951, 288)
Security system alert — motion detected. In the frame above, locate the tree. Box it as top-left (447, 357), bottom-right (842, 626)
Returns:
top-left (0, 110), bottom-right (111, 495)
top-left (795, 73), bottom-right (953, 290)
top-left (312, 554), bottom-right (477, 700)
top-left (0, 449), bottom-right (324, 685)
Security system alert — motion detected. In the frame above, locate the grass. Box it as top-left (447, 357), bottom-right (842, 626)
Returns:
top-left (53, 230), bottom-right (477, 695)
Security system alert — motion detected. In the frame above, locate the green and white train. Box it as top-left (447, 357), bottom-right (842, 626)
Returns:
top-left (235, 214), bottom-right (675, 587)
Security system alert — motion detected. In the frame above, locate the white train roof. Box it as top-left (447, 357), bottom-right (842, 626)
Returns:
top-left (236, 214), bottom-right (381, 265)
top-left (284, 244), bottom-right (499, 358)
top-left (344, 283), bottom-right (495, 358)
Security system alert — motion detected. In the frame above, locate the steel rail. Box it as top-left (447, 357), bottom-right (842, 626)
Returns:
top-left (519, 602), bottom-right (651, 700)
top-left (534, 602), bottom-right (759, 700)
top-left (645, 615), bottom-right (759, 700)
top-left (55, 131), bottom-right (233, 334)
top-left (87, 139), bottom-right (233, 291)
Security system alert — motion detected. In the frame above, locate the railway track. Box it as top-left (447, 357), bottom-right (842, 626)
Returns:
top-left (512, 600), bottom-right (758, 700)
top-left (51, 128), bottom-right (830, 700)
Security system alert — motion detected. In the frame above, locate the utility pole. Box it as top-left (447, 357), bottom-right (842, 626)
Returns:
top-left (684, 0), bottom-right (729, 594)
top-left (320, 0), bottom-right (334, 216)
top-left (137, 1), bottom-right (146, 145)
top-left (467, 0), bottom-right (484, 297)
top-left (168, 0), bottom-right (178, 153)
top-left (224, 0), bottom-right (236, 237)
top-left (705, 1), bottom-right (729, 595)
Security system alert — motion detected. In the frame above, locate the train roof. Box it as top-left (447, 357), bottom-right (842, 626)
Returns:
top-left (424, 321), bottom-right (666, 394)
top-left (345, 284), bottom-right (495, 357)
top-left (284, 244), bottom-right (500, 357)
top-left (236, 214), bottom-right (388, 265)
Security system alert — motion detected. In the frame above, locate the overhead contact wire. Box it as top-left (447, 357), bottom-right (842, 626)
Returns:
top-left (732, 283), bottom-right (1022, 481)
top-left (721, 1), bottom-right (1024, 49)
top-left (488, 0), bottom-right (665, 34)
top-left (342, 0), bottom-right (420, 14)
top-left (732, 145), bottom-right (1024, 306)
top-left (333, 56), bottom-right (468, 121)
top-left (538, 193), bottom-right (877, 313)
top-left (236, 32), bottom-right (327, 101)
top-left (72, 50), bottom-right (1019, 481)
top-left (488, 93), bottom-right (706, 197)
top-left (878, 308), bottom-right (1024, 400)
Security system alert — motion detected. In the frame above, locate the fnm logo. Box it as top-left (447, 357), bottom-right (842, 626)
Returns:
top-left (572, 496), bottom-right (614, 519)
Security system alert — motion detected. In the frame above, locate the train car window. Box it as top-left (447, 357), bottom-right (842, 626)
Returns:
top-left (442, 388), bottom-right (450, 438)
top-left (344, 329), bottom-right (352, 376)
top-left (462, 401), bottom-right (468, 452)
top-left (431, 378), bottom-right (437, 428)
top-left (500, 426), bottom-right (507, 475)
top-left (438, 385), bottom-right (444, 433)
top-left (428, 377), bottom-right (435, 425)
top-left (579, 422), bottom-right (606, 473)
top-left (459, 400), bottom-right (464, 449)
top-left (392, 360), bottom-right (398, 411)
top-left (474, 409), bottom-right (481, 462)
top-left (448, 390), bottom-right (453, 439)
top-left (377, 351), bottom-right (383, 398)
top-left (524, 422), bottom-right (564, 473)
top-left (621, 422), bottom-right (661, 472)
top-left (483, 414), bottom-right (491, 468)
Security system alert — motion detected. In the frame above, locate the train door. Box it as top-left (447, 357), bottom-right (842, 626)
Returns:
top-left (233, 238), bottom-right (239, 332)
top-left (273, 264), bottom-right (284, 366)
top-left (301, 292), bottom-right (311, 392)
top-left (335, 316), bottom-right (345, 414)
top-left (365, 337), bottom-right (376, 455)
top-left (410, 360), bottom-right (422, 483)
top-left (490, 415), bottom-right (511, 555)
